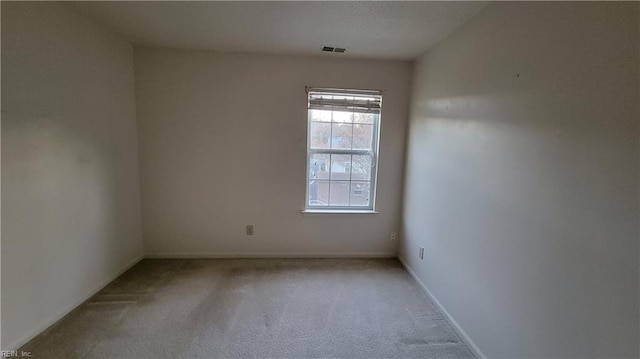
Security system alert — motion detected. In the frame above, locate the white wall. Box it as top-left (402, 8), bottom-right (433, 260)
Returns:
top-left (135, 48), bottom-right (411, 257)
top-left (2, 2), bottom-right (143, 349)
top-left (401, 2), bottom-right (639, 358)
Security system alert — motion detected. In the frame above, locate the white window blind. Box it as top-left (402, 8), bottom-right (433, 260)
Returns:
top-left (308, 88), bottom-right (382, 114)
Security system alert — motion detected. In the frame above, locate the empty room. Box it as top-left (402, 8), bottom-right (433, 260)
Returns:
top-left (2, 1), bottom-right (639, 358)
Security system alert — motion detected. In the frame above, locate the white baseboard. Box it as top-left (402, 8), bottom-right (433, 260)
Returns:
top-left (145, 252), bottom-right (397, 259)
top-left (6, 253), bottom-right (145, 351)
top-left (397, 255), bottom-right (486, 359)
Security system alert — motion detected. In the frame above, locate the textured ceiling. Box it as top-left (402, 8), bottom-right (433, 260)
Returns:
top-left (73, 1), bottom-right (489, 61)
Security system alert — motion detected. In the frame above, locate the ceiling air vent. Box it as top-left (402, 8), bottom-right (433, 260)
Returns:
top-left (321, 46), bottom-right (346, 53)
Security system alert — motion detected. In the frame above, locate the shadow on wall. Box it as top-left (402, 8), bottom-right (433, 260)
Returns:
top-left (2, 112), bottom-right (125, 342)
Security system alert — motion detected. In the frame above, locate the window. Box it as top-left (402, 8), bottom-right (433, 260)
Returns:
top-left (305, 87), bottom-right (381, 211)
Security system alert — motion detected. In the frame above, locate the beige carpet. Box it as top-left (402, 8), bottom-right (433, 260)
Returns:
top-left (20, 258), bottom-right (475, 358)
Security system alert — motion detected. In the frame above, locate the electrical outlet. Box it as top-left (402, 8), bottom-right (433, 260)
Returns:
top-left (246, 225), bottom-right (254, 236)
top-left (419, 246), bottom-right (424, 260)
top-left (390, 232), bottom-right (397, 241)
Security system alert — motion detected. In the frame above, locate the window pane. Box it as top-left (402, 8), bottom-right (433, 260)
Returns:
top-left (331, 123), bottom-right (353, 149)
top-left (310, 109), bottom-right (332, 122)
top-left (353, 112), bottom-right (375, 124)
top-left (309, 122), bottom-right (330, 149)
top-left (307, 90), bottom-right (381, 210)
top-left (309, 154), bottom-right (330, 180)
top-left (330, 154), bottom-right (351, 180)
top-left (332, 111), bottom-right (353, 123)
top-left (329, 181), bottom-right (350, 206)
top-left (350, 182), bottom-right (370, 206)
top-left (352, 123), bottom-right (373, 150)
top-left (309, 180), bottom-right (329, 206)
top-left (351, 155), bottom-right (372, 180)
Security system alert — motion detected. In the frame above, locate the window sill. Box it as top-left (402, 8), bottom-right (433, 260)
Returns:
top-left (301, 209), bottom-right (379, 214)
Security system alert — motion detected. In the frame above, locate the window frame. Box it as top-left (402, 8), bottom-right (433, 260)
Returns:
top-left (304, 87), bottom-right (382, 212)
